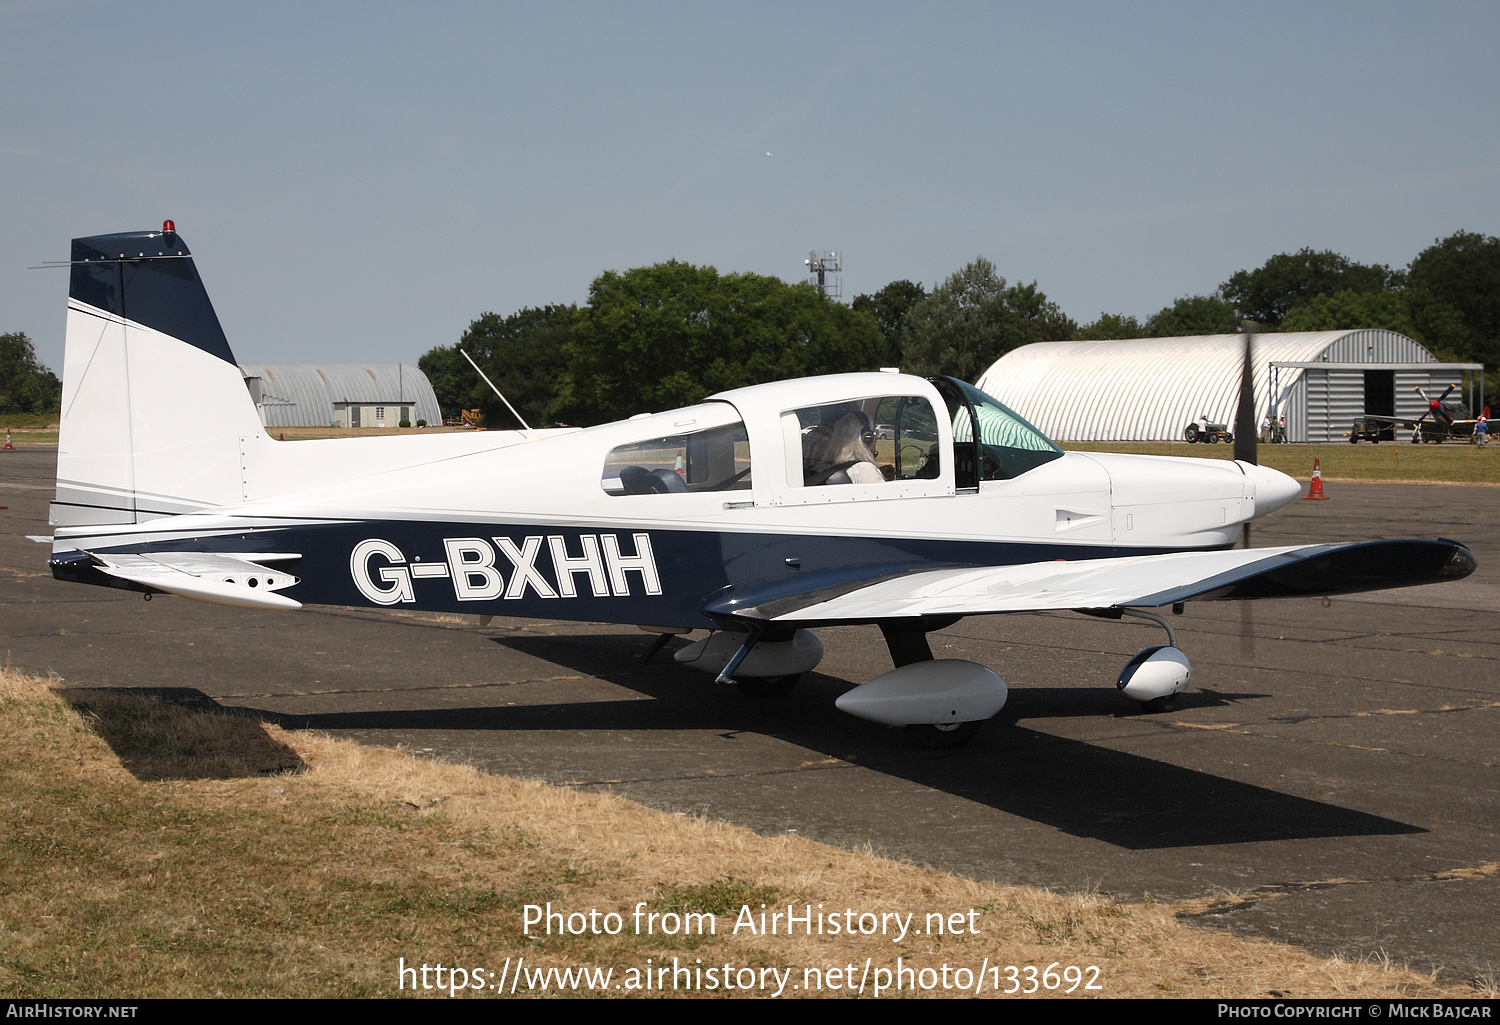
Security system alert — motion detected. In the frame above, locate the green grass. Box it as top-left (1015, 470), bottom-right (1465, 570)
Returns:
top-left (0, 415), bottom-right (58, 446)
top-left (651, 880), bottom-right (779, 917)
top-left (1058, 440), bottom-right (1500, 485)
top-left (0, 414), bottom-right (59, 430)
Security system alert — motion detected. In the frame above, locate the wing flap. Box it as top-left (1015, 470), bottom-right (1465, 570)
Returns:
top-left (709, 541), bottom-right (1474, 624)
top-left (88, 551), bottom-right (303, 610)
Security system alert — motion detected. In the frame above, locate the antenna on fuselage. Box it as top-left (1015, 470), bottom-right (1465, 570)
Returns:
top-left (458, 347), bottom-right (533, 436)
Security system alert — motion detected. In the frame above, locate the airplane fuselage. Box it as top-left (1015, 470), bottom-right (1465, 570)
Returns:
top-left (51, 372), bottom-right (1302, 629)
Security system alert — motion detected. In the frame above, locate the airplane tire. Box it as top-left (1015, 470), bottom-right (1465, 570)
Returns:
top-left (905, 721), bottom-right (981, 750)
top-left (736, 675), bottom-right (800, 699)
top-left (1139, 695), bottom-right (1178, 713)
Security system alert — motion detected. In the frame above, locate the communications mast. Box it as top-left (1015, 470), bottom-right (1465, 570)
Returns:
top-left (805, 251), bottom-right (841, 299)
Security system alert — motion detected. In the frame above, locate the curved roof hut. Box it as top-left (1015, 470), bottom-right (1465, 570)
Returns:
top-left (238, 364), bottom-right (442, 428)
top-left (976, 330), bottom-right (1471, 443)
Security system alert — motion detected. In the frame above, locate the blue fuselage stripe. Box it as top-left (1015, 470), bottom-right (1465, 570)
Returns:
top-left (54, 520), bottom-right (1201, 628)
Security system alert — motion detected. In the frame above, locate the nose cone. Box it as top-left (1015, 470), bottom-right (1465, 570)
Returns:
top-left (1239, 461), bottom-right (1302, 515)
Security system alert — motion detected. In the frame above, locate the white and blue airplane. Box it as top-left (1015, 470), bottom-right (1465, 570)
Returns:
top-left (40, 224), bottom-right (1476, 747)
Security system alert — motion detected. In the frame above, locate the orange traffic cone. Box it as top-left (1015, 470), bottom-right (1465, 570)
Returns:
top-left (1303, 458), bottom-right (1329, 500)
top-left (2, 429), bottom-right (14, 451)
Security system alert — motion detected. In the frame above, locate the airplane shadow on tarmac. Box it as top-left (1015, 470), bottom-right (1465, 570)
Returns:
top-left (218, 631), bottom-right (1426, 852)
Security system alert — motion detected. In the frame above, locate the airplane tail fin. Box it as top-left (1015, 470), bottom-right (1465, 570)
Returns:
top-left (53, 224), bottom-right (265, 528)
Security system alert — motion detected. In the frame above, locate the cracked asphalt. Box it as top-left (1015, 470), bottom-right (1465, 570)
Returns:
top-left (3, 445), bottom-right (1497, 986)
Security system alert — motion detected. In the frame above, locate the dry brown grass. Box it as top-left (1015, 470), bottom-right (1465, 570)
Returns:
top-left (0, 667), bottom-right (1482, 999)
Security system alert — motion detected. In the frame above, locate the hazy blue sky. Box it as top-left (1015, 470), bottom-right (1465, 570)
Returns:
top-left (3, 1), bottom-right (1497, 372)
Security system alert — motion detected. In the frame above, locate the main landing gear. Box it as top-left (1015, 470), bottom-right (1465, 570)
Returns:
top-left (654, 607), bottom-right (1193, 746)
top-left (652, 626), bottom-right (822, 703)
top-left (665, 618), bottom-right (1005, 749)
top-left (905, 720), bottom-right (984, 750)
top-left (834, 620), bottom-right (1005, 750)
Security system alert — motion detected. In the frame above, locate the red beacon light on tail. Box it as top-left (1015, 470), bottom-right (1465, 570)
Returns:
top-left (162, 219), bottom-right (176, 235)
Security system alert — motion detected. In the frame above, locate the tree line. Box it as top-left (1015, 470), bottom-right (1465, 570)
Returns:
top-left (420, 262), bottom-right (887, 430)
top-left (421, 230), bottom-right (1499, 429)
top-left (0, 333), bottom-right (61, 416)
top-left (1071, 232), bottom-right (1499, 372)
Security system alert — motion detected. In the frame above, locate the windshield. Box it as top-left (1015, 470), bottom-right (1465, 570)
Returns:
top-left (943, 378), bottom-right (1063, 481)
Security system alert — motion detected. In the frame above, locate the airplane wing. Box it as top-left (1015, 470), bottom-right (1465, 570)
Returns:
top-left (82, 550), bottom-right (303, 610)
top-left (706, 540), bottom-right (1474, 625)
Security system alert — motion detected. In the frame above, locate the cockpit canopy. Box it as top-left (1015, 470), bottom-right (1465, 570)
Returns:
top-left (597, 373), bottom-right (1061, 498)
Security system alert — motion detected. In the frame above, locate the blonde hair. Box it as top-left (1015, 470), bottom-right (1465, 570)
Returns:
top-left (828, 413), bottom-right (875, 466)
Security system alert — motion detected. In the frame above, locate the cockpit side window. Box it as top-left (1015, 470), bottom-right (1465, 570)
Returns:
top-left (787, 396), bottom-right (941, 486)
top-left (601, 420), bottom-right (751, 495)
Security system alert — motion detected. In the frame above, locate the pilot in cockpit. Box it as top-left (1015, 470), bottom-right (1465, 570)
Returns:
top-left (827, 413), bottom-right (885, 483)
top-left (803, 408), bottom-right (888, 485)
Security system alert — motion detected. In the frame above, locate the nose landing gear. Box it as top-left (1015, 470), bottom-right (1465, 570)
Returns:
top-left (1116, 608), bottom-right (1192, 712)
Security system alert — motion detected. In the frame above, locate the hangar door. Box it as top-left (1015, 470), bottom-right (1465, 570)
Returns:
top-left (1364, 370), bottom-right (1395, 440)
top-left (1364, 370), bottom-right (1394, 417)
top-left (1303, 370), bottom-right (1363, 442)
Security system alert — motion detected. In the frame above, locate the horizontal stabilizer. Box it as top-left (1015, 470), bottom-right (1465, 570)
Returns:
top-left (86, 551), bottom-right (302, 610)
top-left (709, 540), bottom-right (1475, 624)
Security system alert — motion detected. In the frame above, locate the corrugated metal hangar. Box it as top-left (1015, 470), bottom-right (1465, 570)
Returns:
top-left (975, 330), bottom-right (1484, 443)
top-left (238, 364), bottom-right (443, 429)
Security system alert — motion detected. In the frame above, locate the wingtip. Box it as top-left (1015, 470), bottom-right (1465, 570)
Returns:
top-left (1437, 543), bottom-right (1478, 580)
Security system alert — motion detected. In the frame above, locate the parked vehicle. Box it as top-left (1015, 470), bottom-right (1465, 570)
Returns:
top-left (1183, 421), bottom-right (1233, 444)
